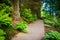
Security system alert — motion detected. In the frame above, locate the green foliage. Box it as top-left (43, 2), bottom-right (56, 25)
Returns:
top-left (21, 8), bottom-right (37, 23)
top-left (53, 17), bottom-right (60, 29)
top-left (0, 9), bottom-right (12, 28)
top-left (0, 4), bottom-right (12, 28)
top-left (17, 22), bottom-right (28, 33)
top-left (0, 29), bottom-right (6, 40)
top-left (44, 17), bottom-right (60, 29)
top-left (42, 2), bottom-right (60, 29)
top-left (57, 10), bottom-right (60, 18)
top-left (0, 36), bottom-right (5, 40)
top-left (22, 29), bottom-right (29, 33)
top-left (41, 10), bottom-right (49, 18)
top-left (0, 14), bottom-right (13, 40)
top-left (0, 29), bottom-right (6, 36)
top-left (44, 19), bottom-right (54, 25)
top-left (0, 5), bottom-right (13, 40)
top-left (45, 30), bottom-right (60, 40)
top-left (0, 4), bottom-right (12, 15)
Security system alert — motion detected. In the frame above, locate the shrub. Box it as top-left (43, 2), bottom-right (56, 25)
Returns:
top-left (53, 22), bottom-right (60, 29)
top-left (0, 4), bottom-right (12, 16)
top-left (16, 22), bottom-right (28, 33)
top-left (44, 19), bottom-right (54, 25)
top-left (0, 29), bottom-right (6, 40)
top-left (0, 9), bottom-right (12, 28)
top-left (0, 29), bottom-right (6, 36)
top-left (54, 18), bottom-right (60, 29)
top-left (0, 7), bottom-right (13, 40)
top-left (44, 19), bottom-right (60, 29)
top-left (57, 10), bottom-right (60, 18)
top-left (21, 8), bottom-right (37, 23)
top-left (0, 36), bottom-right (5, 40)
top-left (45, 30), bottom-right (60, 40)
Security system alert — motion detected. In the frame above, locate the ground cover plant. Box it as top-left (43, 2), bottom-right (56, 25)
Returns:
top-left (45, 30), bottom-right (60, 40)
top-left (16, 22), bottom-right (28, 33)
top-left (21, 8), bottom-right (37, 23)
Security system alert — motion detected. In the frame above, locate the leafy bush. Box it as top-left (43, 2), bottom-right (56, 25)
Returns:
top-left (45, 30), bottom-right (60, 40)
top-left (0, 15), bottom-right (13, 40)
top-left (0, 29), bottom-right (6, 40)
top-left (0, 29), bottom-right (6, 36)
top-left (21, 8), bottom-right (37, 23)
top-left (0, 9), bottom-right (12, 28)
top-left (0, 36), bottom-right (5, 40)
top-left (16, 22), bottom-right (28, 33)
top-left (44, 19), bottom-right (54, 25)
top-left (0, 4), bottom-right (12, 26)
top-left (54, 18), bottom-right (60, 29)
top-left (53, 22), bottom-right (60, 29)
top-left (57, 10), bottom-right (60, 18)
top-left (0, 4), bottom-right (12, 15)
top-left (0, 7), bottom-right (13, 40)
top-left (44, 19), bottom-right (56, 28)
top-left (44, 17), bottom-right (60, 29)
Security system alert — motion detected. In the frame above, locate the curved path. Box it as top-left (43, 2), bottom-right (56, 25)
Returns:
top-left (12, 20), bottom-right (45, 40)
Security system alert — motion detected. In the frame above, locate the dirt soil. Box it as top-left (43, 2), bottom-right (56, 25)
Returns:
top-left (12, 20), bottom-right (45, 40)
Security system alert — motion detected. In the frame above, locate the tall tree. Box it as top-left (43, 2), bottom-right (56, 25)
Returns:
top-left (11, 0), bottom-right (21, 26)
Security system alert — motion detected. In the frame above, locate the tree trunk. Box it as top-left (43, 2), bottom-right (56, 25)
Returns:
top-left (11, 0), bottom-right (20, 21)
top-left (11, 0), bottom-right (24, 27)
top-left (29, 1), bottom-right (41, 19)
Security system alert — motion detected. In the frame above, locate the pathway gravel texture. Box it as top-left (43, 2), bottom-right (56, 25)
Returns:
top-left (12, 20), bottom-right (45, 40)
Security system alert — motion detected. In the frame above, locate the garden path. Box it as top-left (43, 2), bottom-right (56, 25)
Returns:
top-left (12, 20), bottom-right (45, 40)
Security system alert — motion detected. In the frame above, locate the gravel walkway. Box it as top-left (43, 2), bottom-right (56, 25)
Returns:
top-left (12, 20), bottom-right (45, 40)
